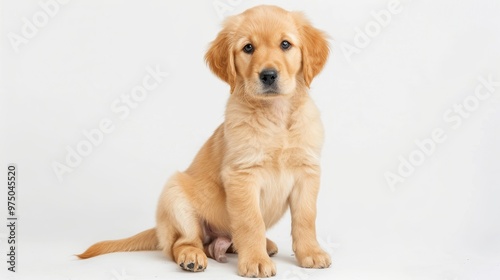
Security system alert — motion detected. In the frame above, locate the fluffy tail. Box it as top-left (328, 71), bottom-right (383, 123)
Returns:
top-left (77, 228), bottom-right (158, 259)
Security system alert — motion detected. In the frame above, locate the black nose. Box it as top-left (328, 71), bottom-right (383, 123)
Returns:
top-left (259, 69), bottom-right (278, 86)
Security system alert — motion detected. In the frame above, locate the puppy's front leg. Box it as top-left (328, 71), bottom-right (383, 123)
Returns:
top-left (290, 170), bottom-right (332, 269)
top-left (224, 170), bottom-right (276, 278)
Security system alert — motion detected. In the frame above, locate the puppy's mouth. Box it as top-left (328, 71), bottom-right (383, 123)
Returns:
top-left (259, 83), bottom-right (281, 95)
top-left (261, 88), bottom-right (281, 95)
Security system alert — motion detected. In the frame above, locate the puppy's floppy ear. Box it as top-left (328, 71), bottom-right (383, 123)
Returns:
top-left (294, 12), bottom-right (330, 87)
top-left (205, 22), bottom-right (237, 92)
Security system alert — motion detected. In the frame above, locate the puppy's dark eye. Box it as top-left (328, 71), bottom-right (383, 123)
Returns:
top-left (280, 40), bottom-right (291, 50)
top-left (243, 44), bottom-right (254, 54)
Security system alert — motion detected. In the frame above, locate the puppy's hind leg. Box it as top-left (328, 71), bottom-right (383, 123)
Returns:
top-left (156, 172), bottom-right (207, 272)
top-left (266, 238), bottom-right (278, 257)
top-left (224, 238), bottom-right (278, 257)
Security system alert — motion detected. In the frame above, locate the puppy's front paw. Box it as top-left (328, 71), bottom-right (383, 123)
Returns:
top-left (238, 255), bottom-right (276, 278)
top-left (177, 247), bottom-right (208, 272)
top-left (296, 247), bottom-right (331, 269)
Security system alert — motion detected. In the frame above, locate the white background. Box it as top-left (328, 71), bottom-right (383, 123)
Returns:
top-left (1, 0), bottom-right (500, 279)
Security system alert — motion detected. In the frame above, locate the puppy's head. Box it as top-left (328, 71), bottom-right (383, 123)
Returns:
top-left (205, 5), bottom-right (329, 98)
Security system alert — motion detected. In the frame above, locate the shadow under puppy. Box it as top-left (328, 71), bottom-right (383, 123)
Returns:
top-left (78, 5), bottom-right (331, 278)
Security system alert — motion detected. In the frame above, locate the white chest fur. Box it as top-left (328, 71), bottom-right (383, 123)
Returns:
top-left (223, 96), bottom-right (324, 228)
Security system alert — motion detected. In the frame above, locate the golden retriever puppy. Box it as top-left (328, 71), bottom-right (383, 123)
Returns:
top-left (78, 5), bottom-right (330, 278)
